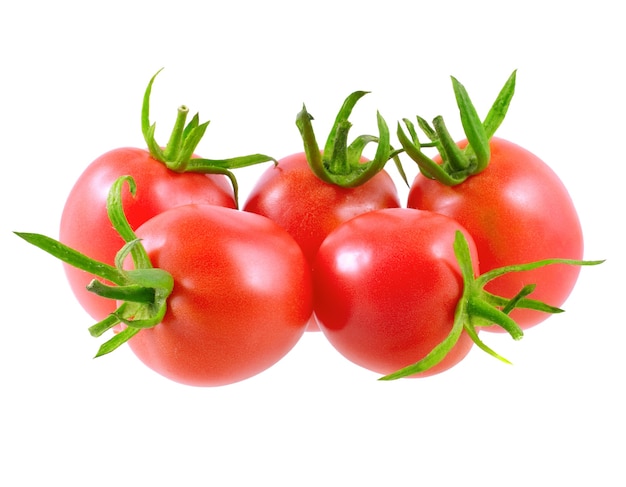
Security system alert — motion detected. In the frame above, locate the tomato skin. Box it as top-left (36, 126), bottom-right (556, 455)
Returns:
top-left (59, 147), bottom-right (236, 320)
top-left (313, 208), bottom-right (478, 378)
top-left (243, 152), bottom-right (401, 330)
top-left (244, 152), bottom-right (401, 263)
top-left (125, 204), bottom-right (312, 387)
top-left (408, 137), bottom-right (583, 330)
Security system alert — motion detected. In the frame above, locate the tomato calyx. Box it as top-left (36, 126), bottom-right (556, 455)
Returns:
top-left (142, 68), bottom-right (277, 204)
top-left (397, 70), bottom-right (517, 186)
top-left (380, 231), bottom-right (604, 380)
top-left (295, 90), bottom-right (408, 188)
top-left (15, 176), bottom-right (174, 358)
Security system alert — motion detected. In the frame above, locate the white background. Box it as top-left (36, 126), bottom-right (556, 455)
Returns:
top-left (1, 1), bottom-right (624, 485)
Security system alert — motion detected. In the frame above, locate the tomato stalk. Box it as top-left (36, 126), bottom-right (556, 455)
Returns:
top-left (379, 230), bottom-right (604, 380)
top-left (397, 70), bottom-right (517, 185)
top-left (141, 68), bottom-right (277, 204)
top-left (295, 90), bottom-right (408, 187)
top-left (15, 176), bottom-right (173, 358)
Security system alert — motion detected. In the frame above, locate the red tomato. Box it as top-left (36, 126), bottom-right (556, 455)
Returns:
top-left (243, 152), bottom-right (401, 330)
top-left (312, 208), bottom-right (478, 378)
top-left (408, 137), bottom-right (583, 329)
top-left (244, 152), bottom-right (400, 264)
top-left (125, 204), bottom-right (312, 387)
top-left (59, 148), bottom-right (236, 320)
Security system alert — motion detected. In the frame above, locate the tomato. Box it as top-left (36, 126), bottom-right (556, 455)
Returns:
top-left (124, 203), bottom-right (312, 386)
top-left (58, 69), bottom-right (274, 320)
top-left (312, 208), bottom-right (478, 378)
top-left (244, 152), bottom-right (400, 265)
top-left (398, 72), bottom-right (584, 330)
top-left (243, 152), bottom-right (400, 330)
top-left (60, 148), bottom-right (236, 320)
top-left (407, 137), bottom-right (583, 329)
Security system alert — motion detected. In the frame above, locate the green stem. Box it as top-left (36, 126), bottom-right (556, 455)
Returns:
top-left (432, 116), bottom-right (470, 173)
top-left (86, 280), bottom-right (156, 304)
top-left (162, 105), bottom-right (190, 165)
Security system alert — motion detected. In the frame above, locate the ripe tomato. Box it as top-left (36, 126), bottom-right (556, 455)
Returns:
top-left (59, 69), bottom-right (274, 320)
top-left (244, 152), bottom-right (400, 265)
top-left (312, 208), bottom-right (478, 378)
top-left (242, 90), bottom-right (404, 331)
top-left (243, 152), bottom-right (400, 330)
top-left (125, 204), bottom-right (312, 386)
top-left (408, 137), bottom-right (583, 329)
top-left (60, 149), bottom-right (236, 320)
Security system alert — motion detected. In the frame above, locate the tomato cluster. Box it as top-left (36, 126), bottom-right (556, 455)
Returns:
top-left (16, 70), bottom-right (602, 386)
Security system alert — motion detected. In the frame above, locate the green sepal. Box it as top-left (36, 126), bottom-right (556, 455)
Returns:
top-left (379, 231), bottom-right (604, 380)
top-left (396, 120), bottom-right (458, 185)
top-left (140, 68), bottom-right (276, 202)
top-left (451, 76), bottom-right (490, 172)
top-left (15, 175), bottom-right (175, 358)
top-left (398, 70), bottom-right (517, 186)
top-left (107, 178), bottom-right (152, 269)
top-left (184, 153), bottom-right (279, 206)
top-left (295, 91), bottom-right (403, 188)
top-left (14, 232), bottom-right (123, 285)
top-left (380, 281), bottom-right (468, 380)
top-left (482, 70), bottom-right (517, 139)
top-left (93, 326), bottom-right (141, 358)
